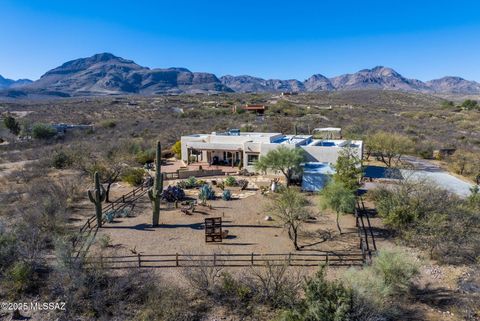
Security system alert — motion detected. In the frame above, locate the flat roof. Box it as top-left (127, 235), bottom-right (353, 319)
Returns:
top-left (313, 127), bottom-right (342, 132)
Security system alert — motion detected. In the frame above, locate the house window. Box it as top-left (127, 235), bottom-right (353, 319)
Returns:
top-left (247, 154), bottom-right (259, 166)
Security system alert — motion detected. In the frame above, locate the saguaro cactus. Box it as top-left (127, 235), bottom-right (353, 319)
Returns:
top-left (88, 171), bottom-right (106, 228)
top-left (148, 141), bottom-right (164, 226)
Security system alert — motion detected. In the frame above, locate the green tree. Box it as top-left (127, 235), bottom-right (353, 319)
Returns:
top-left (319, 180), bottom-right (356, 234)
top-left (461, 99), bottom-right (478, 110)
top-left (255, 146), bottom-right (305, 186)
top-left (367, 131), bottom-right (412, 167)
top-left (3, 115), bottom-right (21, 136)
top-left (31, 123), bottom-right (57, 140)
top-left (441, 100), bottom-right (454, 109)
top-left (333, 147), bottom-right (363, 190)
top-left (266, 188), bottom-right (311, 250)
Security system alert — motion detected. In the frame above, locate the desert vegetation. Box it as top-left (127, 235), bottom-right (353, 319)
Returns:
top-left (1, 91), bottom-right (479, 320)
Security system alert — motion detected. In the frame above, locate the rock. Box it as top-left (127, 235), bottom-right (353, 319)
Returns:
top-left (264, 216), bottom-right (273, 221)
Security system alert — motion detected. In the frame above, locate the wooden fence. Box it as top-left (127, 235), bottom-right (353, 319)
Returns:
top-left (86, 251), bottom-right (366, 269)
top-left (73, 182), bottom-right (150, 257)
top-left (355, 196), bottom-right (377, 263)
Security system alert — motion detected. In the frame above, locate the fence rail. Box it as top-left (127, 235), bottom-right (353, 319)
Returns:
top-left (73, 182), bottom-right (150, 256)
top-left (86, 252), bottom-right (366, 269)
top-left (355, 195), bottom-right (377, 263)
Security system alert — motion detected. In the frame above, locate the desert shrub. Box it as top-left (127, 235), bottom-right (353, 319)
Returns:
top-left (446, 150), bottom-right (480, 179)
top-left (177, 176), bottom-right (198, 189)
top-left (58, 175), bottom-right (87, 206)
top-left (277, 266), bottom-right (354, 321)
top-left (369, 179), bottom-right (480, 264)
top-left (218, 271), bottom-right (253, 305)
top-left (26, 178), bottom-right (69, 236)
top-left (368, 179), bottom-right (449, 230)
top-left (121, 167), bottom-right (144, 186)
top-left (414, 141), bottom-right (435, 159)
top-left (0, 229), bottom-right (17, 271)
top-left (198, 184), bottom-right (215, 203)
top-left (136, 285), bottom-right (204, 321)
top-left (461, 99), bottom-right (479, 110)
top-left (171, 141), bottom-right (182, 159)
top-left (135, 148), bottom-right (155, 165)
top-left (222, 189), bottom-right (232, 201)
top-left (345, 249), bottom-right (418, 300)
top-left (182, 263), bottom-right (223, 295)
top-left (98, 234), bottom-right (112, 249)
top-left (48, 261), bottom-right (161, 320)
top-left (3, 261), bottom-right (36, 296)
top-left (3, 115), bottom-right (21, 135)
top-left (32, 123), bottom-right (57, 139)
top-left (162, 185), bottom-right (185, 202)
top-left (343, 249), bottom-right (419, 318)
top-left (99, 119), bottom-right (117, 128)
top-left (236, 179), bottom-right (249, 190)
top-left (224, 175), bottom-right (237, 187)
top-left (247, 263), bottom-right (303, 309)
top-left (52, 150), bottom-right (73, 169)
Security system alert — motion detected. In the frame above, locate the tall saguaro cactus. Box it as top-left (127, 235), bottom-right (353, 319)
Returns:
top-left (88, 171), bottom-right (106, 228)
top-left (148, 141), bottom-right (164, 226)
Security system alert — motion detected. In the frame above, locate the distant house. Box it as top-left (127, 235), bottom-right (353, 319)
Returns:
top-left (52, 123), bottom-right (93, 134)
top-left (233, 104), bottom-right (267, 115)
top-left (281, 92), bottom-right (298, 96)
top-left (312, 127), bottom-right (342, 139)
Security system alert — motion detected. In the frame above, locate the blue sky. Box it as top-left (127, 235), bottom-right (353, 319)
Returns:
top-left (1, 0), bottom-right (480, 81)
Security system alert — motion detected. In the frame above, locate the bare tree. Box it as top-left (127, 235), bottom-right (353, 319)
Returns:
top-left (266, 188), bottom-right (312, 250)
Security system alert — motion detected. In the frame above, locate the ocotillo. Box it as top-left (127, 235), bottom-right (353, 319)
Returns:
top-left (148, 141), bottom-right (163, 226)
top-left (88, 171), bottom-right (106, 228)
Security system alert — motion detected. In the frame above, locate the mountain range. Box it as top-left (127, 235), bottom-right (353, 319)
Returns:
top-left (1, 53), bottom-right (479, 97)
top-left (0, 75), bottom-right (32, 89)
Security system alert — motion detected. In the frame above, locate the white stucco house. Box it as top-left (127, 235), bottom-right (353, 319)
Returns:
top-left (180, 129), bottom-right (363, 173)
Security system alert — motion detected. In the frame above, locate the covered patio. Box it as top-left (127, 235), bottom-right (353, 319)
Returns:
top-left (185, 144), bottom-right (244, 169)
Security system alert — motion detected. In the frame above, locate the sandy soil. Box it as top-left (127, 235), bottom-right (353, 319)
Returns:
top-left (92, 176), bottom-right (360, 258)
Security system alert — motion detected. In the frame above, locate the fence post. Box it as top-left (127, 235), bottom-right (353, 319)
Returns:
top-left (213, 253), bottom-right (216, 266)
top-left (87, 220), bottom-right (91, 229)
top-left (326, 253), bottom-right (329, 265)
top-left (288, 253), bottom-right (292, 266)
top-left (176, 253), bottom-right (179, 267)
top-left (138, 253), bottom-right (141, 268)
top-left (251, 252), bottom-right (254, 265)
top-left (133, 189), bottom-right (136, 196)
top-left (122, 195), bottom-right (125, 203)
